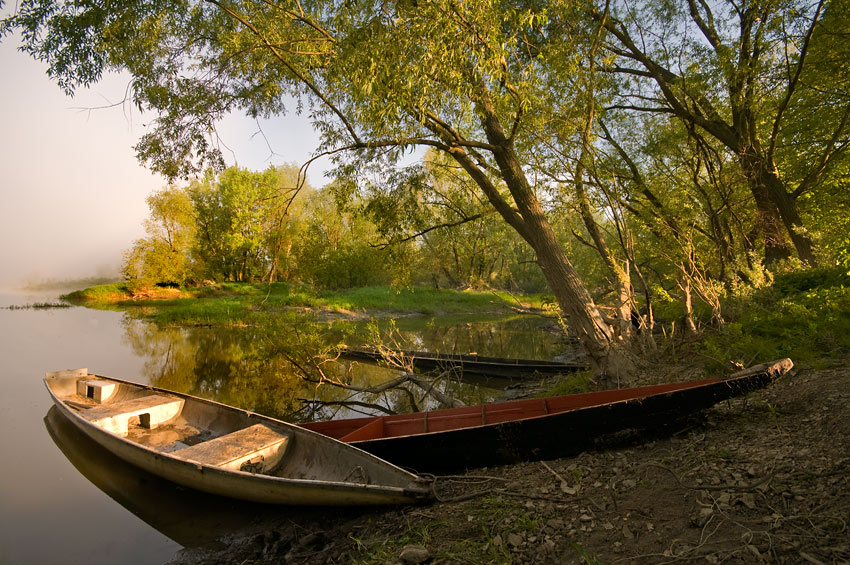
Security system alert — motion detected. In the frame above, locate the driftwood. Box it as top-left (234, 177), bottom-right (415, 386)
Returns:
top-left (726, 358), bottom-right (793, 379)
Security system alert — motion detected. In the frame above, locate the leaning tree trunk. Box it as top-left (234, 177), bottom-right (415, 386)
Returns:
top-left (485, 134), bottom-right (636, 379)
top-left (533, 229), bottom-right (636, 379)
top-left (435, 87), bottom-right (636, 380)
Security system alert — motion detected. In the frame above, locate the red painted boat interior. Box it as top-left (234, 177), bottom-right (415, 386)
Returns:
top-left (302, 378), bottom-right (721, 442)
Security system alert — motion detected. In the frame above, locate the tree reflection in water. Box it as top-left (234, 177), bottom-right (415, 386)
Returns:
top-left (120, 313), bottom-right (567, 422)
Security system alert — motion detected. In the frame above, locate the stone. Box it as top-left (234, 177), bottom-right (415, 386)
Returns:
top-left (399, 544), bottom-right (430, 564)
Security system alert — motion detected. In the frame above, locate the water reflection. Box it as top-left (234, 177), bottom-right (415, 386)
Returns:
top-left (119, 314), bottom-right (566, 423)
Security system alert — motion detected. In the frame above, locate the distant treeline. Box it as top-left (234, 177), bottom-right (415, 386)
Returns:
top-left (124, 162), bottom-right (549, 293)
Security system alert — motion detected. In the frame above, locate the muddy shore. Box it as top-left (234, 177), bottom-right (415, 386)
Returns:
top-left (169, 363), bottom-right (849, 564)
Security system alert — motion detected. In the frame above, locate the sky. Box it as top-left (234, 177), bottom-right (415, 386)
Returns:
top-left (0, 36), bottom-right (330, 288)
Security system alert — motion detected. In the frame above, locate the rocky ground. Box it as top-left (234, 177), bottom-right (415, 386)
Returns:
top-left (170, 362), bottom-right (849, 564)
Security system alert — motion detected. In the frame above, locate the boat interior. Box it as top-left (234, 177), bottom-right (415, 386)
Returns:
top-left (49, 370), bottom-right (292, 475)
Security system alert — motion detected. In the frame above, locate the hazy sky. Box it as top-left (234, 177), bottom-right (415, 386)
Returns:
top-left (0, 36), bottom-right (329, 288)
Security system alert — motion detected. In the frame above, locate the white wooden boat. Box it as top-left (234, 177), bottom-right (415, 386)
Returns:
top-left (44, 369), bottom-right (433, 505)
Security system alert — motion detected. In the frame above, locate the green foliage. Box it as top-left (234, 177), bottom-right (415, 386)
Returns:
top-left (122, 185), bottom-right (197, 289)
top-left (6, 0), bottom-right (850, 368)
top-left (771, 266), bottom-right (850, 296)
top-left (294, 187), bottom-right (394, 289)
top-left (541, 371), bottom-right (593, 397)
top-left (188, 165), bottom-right (304, 282)
top-left (694, 268), bottom-right (850, 370)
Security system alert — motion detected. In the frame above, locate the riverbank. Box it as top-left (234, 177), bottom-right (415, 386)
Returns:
top-left (169, 360), bottom-right (850, 565)
top-left (56, 270), bottom-right (850, 563)
top-left (62, 283), bottom-right (556, 327)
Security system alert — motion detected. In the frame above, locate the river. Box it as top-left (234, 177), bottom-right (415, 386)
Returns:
top-left (0, 290), bottom-right (565, 564)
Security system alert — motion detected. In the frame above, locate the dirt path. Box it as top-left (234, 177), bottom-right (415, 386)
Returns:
top-left (170, 364), bottom-right (849, 564)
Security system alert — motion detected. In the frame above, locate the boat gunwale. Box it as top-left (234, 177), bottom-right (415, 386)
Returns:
top-left (44, 373), bottom-right (431, 498)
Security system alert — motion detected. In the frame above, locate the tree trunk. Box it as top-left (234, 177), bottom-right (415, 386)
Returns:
top-left (575, 153), bottom-right (634, 341)
top-left (737, 142), bottom-right (817, 266)
top-left (738, 148), bottom-right (795, 266)
top-left (679, 271), bottom-right (698, 335)
top-left (489, 142), bottom-right (635, 379)
top-left (434, 86), bottom-right (636, 379)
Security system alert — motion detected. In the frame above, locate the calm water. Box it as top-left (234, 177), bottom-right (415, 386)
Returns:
top-left (0, 290), bottom-right (564, 564)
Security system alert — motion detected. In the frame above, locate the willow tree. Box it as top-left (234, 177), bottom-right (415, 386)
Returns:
top-left (592, 0), bottom-right (850, 266)
top-left (3, 0), bottom-right (639, 376)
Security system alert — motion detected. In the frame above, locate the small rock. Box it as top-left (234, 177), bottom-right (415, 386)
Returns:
top-left (691, 507), bottom-right (713, 528)
top-left (507, 533), bottom-right (524, 547)
top-left (545, 518), bottom-right (565, 531)
top-left (560, 482), bottom-right (577, 495)
top-left (738, 493), bottom-right (757, 509)
top-left (399, 544), bottom-right (430, 564)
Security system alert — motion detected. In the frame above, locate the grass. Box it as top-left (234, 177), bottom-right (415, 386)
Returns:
top-left (62, 283), bottom-right (136, 303)
top-left (3, 302), bottom-right (73, 310)
top-left (691, 267), bottom-right (850, 370)
top-left (62, 282), bottom-right (555, 327)
top-left (349, 519), bottom-right (447, 564)
top-left (539, 371), bottom-right (593, 397)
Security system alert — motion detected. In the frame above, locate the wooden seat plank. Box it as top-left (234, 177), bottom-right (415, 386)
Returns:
top-left (172, 424), bottom-right (289, 473)
top-left (81, 394), bottom-right (184, 435)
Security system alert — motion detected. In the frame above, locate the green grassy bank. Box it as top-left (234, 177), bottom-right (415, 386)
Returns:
top-left (63, 282), bottom-right (555, 327)
top-left (62, 267), bottom-right (850, 372)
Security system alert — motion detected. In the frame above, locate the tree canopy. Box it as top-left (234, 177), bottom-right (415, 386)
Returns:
top-left (4, 0), bottom-right (849, 376)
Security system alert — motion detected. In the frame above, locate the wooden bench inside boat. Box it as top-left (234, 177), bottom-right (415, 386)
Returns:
top-left (81, 394), bottom-right (184, 435)
top-left (172, 424), bottom-right (290, 474)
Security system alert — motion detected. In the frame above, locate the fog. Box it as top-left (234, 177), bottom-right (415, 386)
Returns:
top-left (0, 36), bottom-right (328, 290)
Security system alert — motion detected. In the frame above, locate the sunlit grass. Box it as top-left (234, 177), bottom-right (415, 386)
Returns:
top-left (63, 282), bottom-right (552, 327)
top-left (62, 283), bottom-right (133, 304)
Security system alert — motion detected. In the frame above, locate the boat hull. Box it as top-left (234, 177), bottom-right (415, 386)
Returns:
top-left (304, 359), bottom-right (793, 473)
top-left (45, 371), bottom-right (431, 506)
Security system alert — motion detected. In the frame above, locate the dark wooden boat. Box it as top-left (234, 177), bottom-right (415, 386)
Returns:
top-left (45, 369), bottom-right (432, 505)
top-left (339, 347), bottom-right (587, 378)
top-left (302, 359), bottom-right (793, 473)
